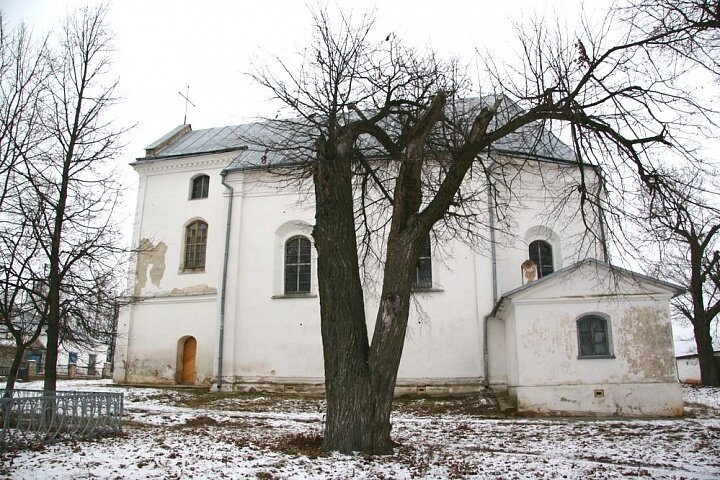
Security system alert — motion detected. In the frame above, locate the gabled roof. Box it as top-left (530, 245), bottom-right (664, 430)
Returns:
top-left (489, 258), bottom-right (685, 318)
top-left (140, 124), bottom-right (259, 160)
top-left (136, 97), bottom-right (579, 167)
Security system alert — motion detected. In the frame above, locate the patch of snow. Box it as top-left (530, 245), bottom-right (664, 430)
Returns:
top-left (1, 382), bottom-right (719, 479)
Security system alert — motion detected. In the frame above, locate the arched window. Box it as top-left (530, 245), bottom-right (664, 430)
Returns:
top-left (577, 315), bottom-right (611, 357)
top-left (184, 220), bottom-right (208, 271)
top-left (284, 236), bottom-right (311, 294)
top-left (190, 174), bottom-right (209, 199)
top-left (412, 236), bottom-right (433, 289)
top-left (529, 240), bottom-right (553, 278)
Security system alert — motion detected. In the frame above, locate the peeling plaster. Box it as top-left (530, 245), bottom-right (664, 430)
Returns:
top-left (616, 306), bottom-right (675, 382)
top-left (135, 239), bottom-right (168, 295)
top-left (169, 284), bottom-right (218, 296)
top-left (522, 313), bottom-right (575, 365)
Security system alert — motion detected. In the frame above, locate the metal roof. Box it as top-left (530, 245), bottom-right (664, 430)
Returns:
top-left (140, 97), bottom-right (577, 166)
top-left (141, 124), bottom-right (258, 159)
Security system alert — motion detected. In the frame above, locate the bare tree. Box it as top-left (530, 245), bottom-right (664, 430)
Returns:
top-left (0, 14), bottom-right (51, 392)
top-left (0, 5), bottom-right (126, 393)
top-left (247, 5), bottom-right (716, 453)
top-left (33, 4), bottom-right (126, 393)
top-left (622, 0), bottom-right (720, 76)
top-left (639, 171), bottom-right (720, 385)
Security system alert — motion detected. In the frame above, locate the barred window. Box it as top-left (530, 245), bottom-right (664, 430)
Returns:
top-left (284, 236), bottom-right (311, 294)
top-left (577, 315), bottom-right (611, 357)
top-left (412, 236), bottom-right (433, 289)
top-left (191, 175), bottom-right (209, 199)
top-left (184, 220), bottom-right (208, 271)
top-left (529, 240), bottom-right (554, 278)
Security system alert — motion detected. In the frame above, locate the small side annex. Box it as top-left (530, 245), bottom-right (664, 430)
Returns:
top-left (488, 258), bottom-right (684, 416)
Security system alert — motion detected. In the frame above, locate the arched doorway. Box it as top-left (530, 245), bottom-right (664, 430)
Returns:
top-left (179, 336), bottom-right (197, 384)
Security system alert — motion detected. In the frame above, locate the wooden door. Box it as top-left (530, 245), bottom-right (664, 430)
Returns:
top-left (181, 337), bottom-right (196, 384)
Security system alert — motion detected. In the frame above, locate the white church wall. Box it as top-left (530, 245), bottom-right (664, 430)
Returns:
top-left (227, 173), bottom-right (325, 387)
top-left (504, 272), bottom-right (682, 416)
top-left (117, 139), bottom-right (660, 406)
top-left (493, 159), bottom-right (603, 296)
top-left (118, 295), bottom-right (218, 384)
top-left (114, 153), bottom-right (235, 385)
top-left (131, 153), bottom-right (234, 297)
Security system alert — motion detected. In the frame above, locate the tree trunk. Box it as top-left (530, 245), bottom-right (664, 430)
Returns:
top-left (693, 317), bottom-right (719, 386)
top-left (367, 233), bottom-right (423, 453)
top-left (313, 133), bottom-right (378, 453)
top-left (3, 344), bottom-right (26, 396)
top-left (43, 309), bottom-right (59, 392)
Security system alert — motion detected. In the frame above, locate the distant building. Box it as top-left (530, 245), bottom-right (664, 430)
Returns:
top-left (676, 352), bottom-right (720, 384)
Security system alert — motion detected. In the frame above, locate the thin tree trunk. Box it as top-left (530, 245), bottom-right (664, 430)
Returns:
top-left (43, 157), bottom-right (70, 394)
top-left (43, 309), bottom-right (59, 392)
top-left (3, 344), bottom-right (26, 396)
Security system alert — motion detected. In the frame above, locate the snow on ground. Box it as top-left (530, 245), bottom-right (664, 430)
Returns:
top-left (2, 380), bottom-right (719, 479)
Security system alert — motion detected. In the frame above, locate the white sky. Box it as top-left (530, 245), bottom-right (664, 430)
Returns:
top-left (3, 0), bottom-right (606, 165)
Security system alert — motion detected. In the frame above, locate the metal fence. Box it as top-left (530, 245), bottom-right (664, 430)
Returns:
top-left (0, 389), bottom-right (123, 452)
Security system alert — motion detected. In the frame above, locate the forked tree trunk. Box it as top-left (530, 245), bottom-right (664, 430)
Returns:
top-left (314, 95), bottom-right (455, 454)
top-left (315, 188), bottom-right (425, 453)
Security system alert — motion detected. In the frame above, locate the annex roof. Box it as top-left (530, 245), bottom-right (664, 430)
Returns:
top-left (489, 258), bottom-right (685, 318)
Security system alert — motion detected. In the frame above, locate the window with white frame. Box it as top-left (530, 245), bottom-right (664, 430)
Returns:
top-left (190, 174), bottom-right (209, 199)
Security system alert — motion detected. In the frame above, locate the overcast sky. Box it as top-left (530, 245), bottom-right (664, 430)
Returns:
top-left (3, 0), bottom-right (606, 164)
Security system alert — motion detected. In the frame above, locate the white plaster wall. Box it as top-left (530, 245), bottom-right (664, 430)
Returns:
top-left (677, 357), bottom-right (701, 383)
top-left (120, 296), bottom-right (218, 384)
top-left (229, 173), bottom-right (324, 382)
top-left (513, 383), bottom-right (683, 416)
top-left (115, 154), bottom-right (233, 385)
top-left (395, 243), bottom-right (487, 381)
top-left (493, 159), bottom-right (604, 296)
top-left (132, 153), bottom-right (232, 297)
top-left (504, 269), bottom-right (683, 415)
top-left (511, 298), bottom-right (677, 385)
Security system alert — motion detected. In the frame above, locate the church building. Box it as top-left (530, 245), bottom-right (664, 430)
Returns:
top-left (113, 120), bottom-right (684, 416)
